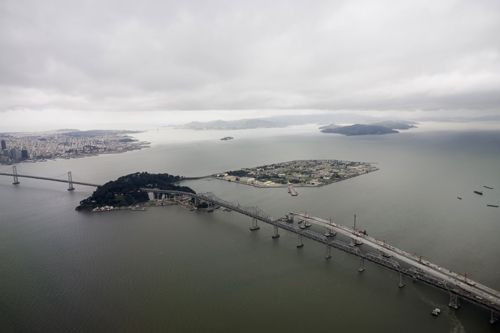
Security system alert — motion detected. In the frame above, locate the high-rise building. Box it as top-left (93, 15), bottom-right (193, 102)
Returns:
top-left (21, 149), bottom-right (29, 160)
top-left (0, 139), bottom-right (6, 150)
top-left (10, 148), bottom-right (22, 161)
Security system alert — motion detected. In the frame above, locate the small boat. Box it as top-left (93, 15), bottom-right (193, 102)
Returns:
top-left (473, 190), bottom-right (483, 195)
top-left (304, 222), bottom-right (312, 228)
top-left (487, 204), bottom-right (499, 208)
top-left (287, 184), bottom-right (298, 196)
top-left (483, 186), bottom-right (494, 190)
top-left (431, 308), bottom-right (441, 316)
top-left (457, 196), bottom-right (462, 200)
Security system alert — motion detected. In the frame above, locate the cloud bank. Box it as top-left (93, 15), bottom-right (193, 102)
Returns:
top-left (1, 0), bottom-right (499, 114)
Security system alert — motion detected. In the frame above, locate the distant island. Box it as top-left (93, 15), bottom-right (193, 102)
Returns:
top-left (177, 113), bottom-right (380, 130)
top-left (320, 121), bottom-right (416, 136)
top-left (177, 115), bottom-right (417, 137)
top-left (76, 172), bottom-right (195, 211)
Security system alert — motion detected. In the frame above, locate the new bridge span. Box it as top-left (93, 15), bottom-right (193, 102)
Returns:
top-left (148, 188), bottom-right (500, 323)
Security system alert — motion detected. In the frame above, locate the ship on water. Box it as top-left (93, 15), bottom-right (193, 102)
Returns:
top-left (287, 184), bottom-right (298, 196)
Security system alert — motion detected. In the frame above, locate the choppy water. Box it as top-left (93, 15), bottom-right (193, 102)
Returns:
top-left (1, 127), bottom-right (500, 332)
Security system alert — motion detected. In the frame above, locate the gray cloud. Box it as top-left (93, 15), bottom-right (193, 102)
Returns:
top-left (1, 0), bottom-right (499, 113)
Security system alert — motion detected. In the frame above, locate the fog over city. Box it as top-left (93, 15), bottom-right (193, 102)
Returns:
top-left (1, 0), bottom-right (500, 130)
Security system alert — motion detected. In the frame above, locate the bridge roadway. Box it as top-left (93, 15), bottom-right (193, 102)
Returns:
top-left (292, 213), bottom-right (500, 311)
top-left (148, 189), bottom-right (500, 318)
top-left (0, 172), bottom-right (99, 187)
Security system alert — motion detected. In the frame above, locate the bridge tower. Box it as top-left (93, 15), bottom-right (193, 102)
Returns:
top-left (272, 225), bottom-right (280, 239)
top-left (12, 165), bottom-right (20, 185)
top-left (67, 171), bottom-right (75, 191)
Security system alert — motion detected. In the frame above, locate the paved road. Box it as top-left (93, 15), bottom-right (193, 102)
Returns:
top-left (293, 213), bottom-right (500, 310)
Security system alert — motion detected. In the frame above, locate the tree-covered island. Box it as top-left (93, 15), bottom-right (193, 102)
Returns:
top-left (76, 172), bottom-right (195, 211)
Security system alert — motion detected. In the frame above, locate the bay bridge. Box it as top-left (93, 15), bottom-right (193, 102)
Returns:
top-left (1, 166), bottom-right (499, 324)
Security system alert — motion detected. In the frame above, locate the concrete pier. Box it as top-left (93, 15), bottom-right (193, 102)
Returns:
top-left (398, 272), bottom-right (405, 288)
top-left (325, 245), bottom-right (332, 260)
top-left (272, 225), bottom-right (280, 239)
top-left (449, 294), bottom-right (460, 309)
top-left (249, 218), bottom-right (260, 231)
top-left (358, 257), bottom-right (365, 272)
top-left (296, 234), bottom-right (304, 248)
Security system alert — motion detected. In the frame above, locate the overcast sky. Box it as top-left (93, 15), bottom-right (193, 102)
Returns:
top-left (1, 0), bottom-right (500, 127)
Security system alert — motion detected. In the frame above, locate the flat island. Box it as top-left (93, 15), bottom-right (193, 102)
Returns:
top-left (215, 160), bottom-right (378, 187)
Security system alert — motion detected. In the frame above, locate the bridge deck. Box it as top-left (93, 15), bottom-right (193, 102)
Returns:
top-left (293, 213), bottom-right (500, 309)
top-left (147, 188), bottom-right (500, 314)
top-left (0, 172), bottom-right (99, 187)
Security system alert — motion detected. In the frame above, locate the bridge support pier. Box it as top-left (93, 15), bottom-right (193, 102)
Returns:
top-left (398, 272), bottom-right (405, 288)
top-left (249, 218), bottom-right (260, 231)
top-left (448, 293), bottom-right (460, 310)
top-left (491, 311), bottom-right (499, 325)
top-left (67, 171), bottom-right (75, 191)
top-left (325, 245), bottom-right (332, 260)
top-left (12, 166), bottom-right (19, 185)
top-left (358, 257), bottom-right (365, 272)
top-left (296, 234), bottom-right (304, 248)
top-left (272, 225), bottom-right (280, 239)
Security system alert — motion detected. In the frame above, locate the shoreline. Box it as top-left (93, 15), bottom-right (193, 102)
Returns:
top-left (0, 143), bottom-right (150, 167)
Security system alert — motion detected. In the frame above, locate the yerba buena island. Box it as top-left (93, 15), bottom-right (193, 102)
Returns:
top-left (76, 172), bottom-right (195, 212)
top-left (215, 159), bottom-right (377, 187)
